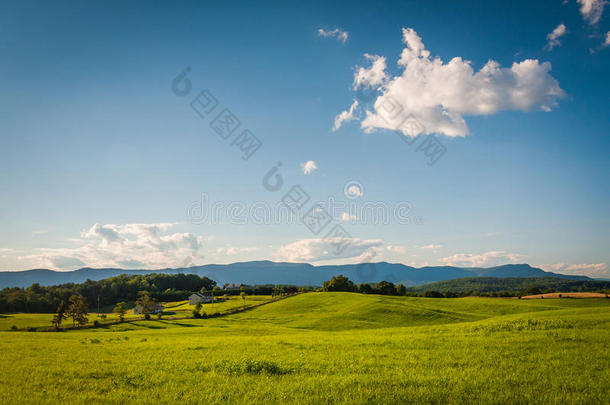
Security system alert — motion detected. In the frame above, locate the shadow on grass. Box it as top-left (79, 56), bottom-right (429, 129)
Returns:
top-left (135, 323), bottom-right (165, 329)
top-left (157, 320), bottom-right (196, 327)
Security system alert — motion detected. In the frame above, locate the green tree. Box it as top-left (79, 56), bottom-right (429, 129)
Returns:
top-left (51, 300), bottom-right (67, 330)
top-left (524, 286), bottom-right (542, 296)
top-left (114, 302), bottom-right (128, 322)
top-left (322, 275), bottom-right (355, 292)
top-left (395, 283), bottom-right (407, 296)
top-left (240, 291), bottom-right (246, 307)
top-left (135, 291), bottom-right (157, 320)
top-left (67, 295), bottom-right (88, 328)
top-left (358, 283), bottom-right (374, 294)
top-left (193, 301), bottom-right (202, 318)
top-left (200, 276), bottom-right (216, 291)
top-left (376, 281), bottom-right (396, 295)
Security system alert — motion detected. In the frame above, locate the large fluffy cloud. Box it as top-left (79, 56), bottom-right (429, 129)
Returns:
top-left (275, 238), bottom-right (383, 262)
top-left (20, 223), bottom-right (205, 270)
top-left (335, 28), bottom-right (565, 137)
top-left (438, 251), bottom-right (526, 267)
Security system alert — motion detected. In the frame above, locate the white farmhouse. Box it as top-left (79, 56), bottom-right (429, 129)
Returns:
top-left (133, 303), bottom-right (165, 315)
top-left (189, 293), bottom-right (214, 305)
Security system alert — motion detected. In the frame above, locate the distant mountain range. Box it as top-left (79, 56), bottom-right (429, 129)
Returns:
top-left (0, 261), bottom-right (592, 289)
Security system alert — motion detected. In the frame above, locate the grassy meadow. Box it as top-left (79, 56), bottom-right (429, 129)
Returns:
top-left (1, 292), bottom-right (609, 403)
top-left (0, 294), bottom-right (273, 331)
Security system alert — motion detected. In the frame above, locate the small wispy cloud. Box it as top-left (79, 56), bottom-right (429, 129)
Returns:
top-left (539, 262), bottom-right (609, 279)
top-left (546, 24), bottom-right (567, 50)
top-left (275, 238), bottom-right (382, 262)
top-left (333, 99), bottom-right (359, 131)
top-left (224, 247), bottom-right (258, 255)
top-left (340, 212), bottom-right (357, 221)
top-left (603, 31), bottom-right (610, 47)
top-left (300, 160), bottom-right (318, 174)
top-left (317, 28), bottom-right (349, 43)
top-left (417, 244), bottom-right (443, 250)
top-left (577, 0), bottom-right (606, 24)
top-left (439, 251), bottom-right (526, 267)
top-left (386, 245), bottom-right (407, 253)
top-left (345, 184), bottom-right (363, 198)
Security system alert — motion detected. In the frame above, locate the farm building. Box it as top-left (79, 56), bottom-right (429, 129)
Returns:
top-left (189, 293), bottom-right (214, 305)
top-left (133, 303), bottom-right (165, 315)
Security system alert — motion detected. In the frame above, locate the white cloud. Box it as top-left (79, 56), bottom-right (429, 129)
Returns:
top-left (603, 31), bottom-right (610, 47)
top-left (333, 99), bottom-right (359, 131)
top-left (19, 223), bottom-right (205, 270)
top-left (346, 184), bottom-right (363, 198)
top-left (539, 262), bottom-right (610, 279)
top-left (340, 212), bottom-right (357, 221)
top-left (300, 160), bottom-right (318, 174)
top-left (342, 28), bottom-right (564, 138)
top-left (438, 251), bottom-right (526, 267)
top-left (577, 0), bottom-right (606, 24)
top-left (386, 245), bottom-right (407, 253)
top-left (353, 54), bottom-right (388, 90)
top-left (275, 238), bottom-right (383, 262)
top-left (317, 28), bottom-right (349, 43)
top-left (417, 244), bottom-right (443, 250)
top-left (225, 247), bottom-right (258, 255)
top-left (546, 24), bottom-right (567, 50)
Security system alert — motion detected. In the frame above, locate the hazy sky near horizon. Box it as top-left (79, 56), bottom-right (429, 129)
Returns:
top-left (1, 0), bottom-right (609, 278)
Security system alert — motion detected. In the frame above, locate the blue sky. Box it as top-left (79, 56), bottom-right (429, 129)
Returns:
top-left (0, 0), bottom-right (609, 277)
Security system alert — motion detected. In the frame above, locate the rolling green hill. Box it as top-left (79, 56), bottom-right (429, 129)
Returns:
top-left (216, 292), bottom-right (610, 330)
top-left (1, 292), bottom-right (609, 404)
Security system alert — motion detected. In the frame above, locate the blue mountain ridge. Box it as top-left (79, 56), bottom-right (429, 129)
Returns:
top-left (0, 261), bottom-right (590, 289)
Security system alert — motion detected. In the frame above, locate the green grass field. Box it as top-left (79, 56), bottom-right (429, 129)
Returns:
top-left (0, 295), bottom-right (273, 331)
top-left (1, 292), bottom-right (609, 404)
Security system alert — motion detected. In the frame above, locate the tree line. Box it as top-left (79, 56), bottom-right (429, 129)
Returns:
top-left (404, 276), bottom-right (610, 296)
top-left (0, 272), bottom-right (310, 313)
top-left (0, 273), bottom-right (216, 313)
top-left (322, 275), bottom-right (610, 298)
